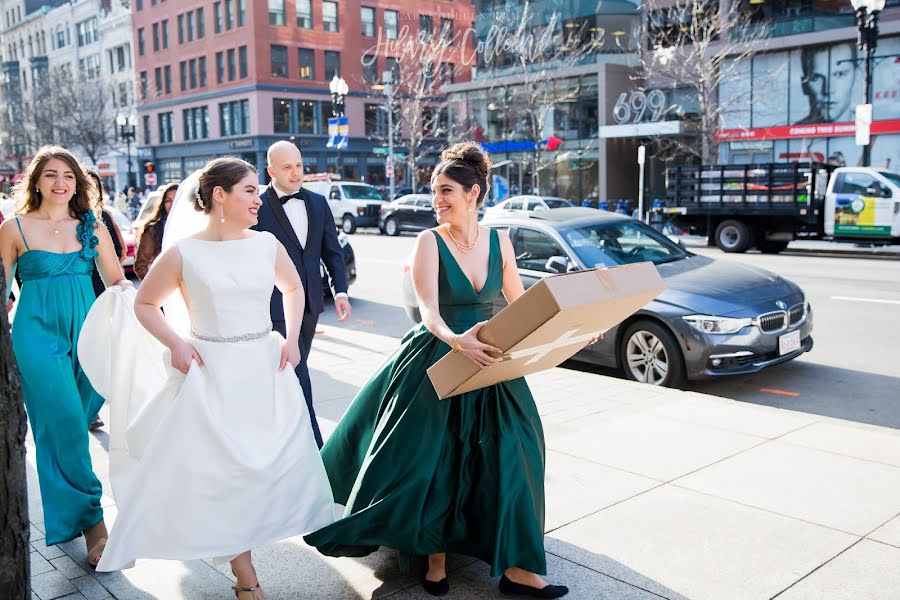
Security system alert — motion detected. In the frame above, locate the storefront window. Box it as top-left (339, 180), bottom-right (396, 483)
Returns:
top-left (273, 98), bottom-right (292, 133)
top-left (298, 100), bottom-right (315, 134)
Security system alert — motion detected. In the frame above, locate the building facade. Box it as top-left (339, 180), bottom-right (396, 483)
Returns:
top-left (448, 0), bottom-right (900, 206)
top-left (0, 0), bottom-right (135, 193)
top-left (133, 0), bottom-right (473, 188)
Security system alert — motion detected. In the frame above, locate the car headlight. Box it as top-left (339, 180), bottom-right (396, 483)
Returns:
top-left (683, 315), bottom-right (752, 334)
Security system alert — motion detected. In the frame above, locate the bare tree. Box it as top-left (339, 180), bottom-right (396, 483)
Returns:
top-left (49, 66), bottom-right (119, 166)
top-left (360, 21), bottom-right (469, 189)
top-left (636, 0), bottom-right (772, 165)
top-left (477, 1), bottom-right (606, 193)
top-left (0, 265), bottom-right (30, 599)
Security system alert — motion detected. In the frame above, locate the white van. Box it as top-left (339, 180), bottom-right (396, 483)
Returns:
top-left (302, 179), bottom-right (386, 234)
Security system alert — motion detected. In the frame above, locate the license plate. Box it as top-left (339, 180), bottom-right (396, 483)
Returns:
top-left (779, 330), bottom-right (801, 356)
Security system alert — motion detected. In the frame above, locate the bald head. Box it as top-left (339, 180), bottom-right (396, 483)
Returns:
top-left (266, 141), bottom-right (304, 193)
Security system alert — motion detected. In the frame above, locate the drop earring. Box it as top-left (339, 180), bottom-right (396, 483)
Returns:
top-left (220, 205), bottom-right (225, 224)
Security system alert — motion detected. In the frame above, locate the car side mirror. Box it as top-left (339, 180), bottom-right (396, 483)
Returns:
top-left (545, 256), bottom-right (570, 274)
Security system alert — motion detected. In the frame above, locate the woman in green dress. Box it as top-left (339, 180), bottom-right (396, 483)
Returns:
top-left (0, 146), bottom-right (129, 566)
top-left (305, 142), bottom-right (568, 598)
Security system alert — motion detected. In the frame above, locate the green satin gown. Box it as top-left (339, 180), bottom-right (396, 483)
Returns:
top-left (10, 215), bottom-right (104, 545)
top-left (305, 228), bottom-right (547, 576)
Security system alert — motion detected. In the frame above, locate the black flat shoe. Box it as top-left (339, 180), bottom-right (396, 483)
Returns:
top-left (499, 575), bottom-right (568, 598)
top-left (422, 577), bottom-right (450, 596)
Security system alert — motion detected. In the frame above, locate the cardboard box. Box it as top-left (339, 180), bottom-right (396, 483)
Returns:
top-left (427, 262), bottom-right (665, 399)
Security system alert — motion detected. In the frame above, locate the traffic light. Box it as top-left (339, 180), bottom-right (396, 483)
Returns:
top-left (144, 161), bottom-right (154, 173)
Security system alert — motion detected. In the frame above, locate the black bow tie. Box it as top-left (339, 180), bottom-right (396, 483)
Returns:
top-left (279, 191), bottom-right (304, 205)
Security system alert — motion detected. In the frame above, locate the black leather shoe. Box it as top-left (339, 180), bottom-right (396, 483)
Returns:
top-left (499, 575), bottom-right (568, 598)
top-left (422, 577), bottom-right (450, 596)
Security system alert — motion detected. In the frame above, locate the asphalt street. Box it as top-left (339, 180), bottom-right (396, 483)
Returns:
top-left (321, 229), bottom-right (900, 429)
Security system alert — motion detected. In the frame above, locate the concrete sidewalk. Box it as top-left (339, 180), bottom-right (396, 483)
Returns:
top-left (678, 235), bottom-right (900, 258)
top-left (25, 325), bottom-right (900, 600)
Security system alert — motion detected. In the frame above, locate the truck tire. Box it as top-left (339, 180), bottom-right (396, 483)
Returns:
top-left (341, 214), bottom-right (357, 234)
top-left (757, 240), bottom-right (790, 254)
top-left (715, 220), bottom-right (754, 253)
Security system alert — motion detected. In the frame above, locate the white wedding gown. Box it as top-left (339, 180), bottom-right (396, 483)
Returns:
top-left (78, 232), bottom-right (335, 572)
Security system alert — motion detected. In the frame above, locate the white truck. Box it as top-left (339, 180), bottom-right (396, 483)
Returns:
top-left (665, 163), bottom-right (900, 253)
top-left (301, 175), bottom-right (386, 234)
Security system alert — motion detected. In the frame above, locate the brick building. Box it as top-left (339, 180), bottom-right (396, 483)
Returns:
top-left (134, 0), bottom-right (473, 187)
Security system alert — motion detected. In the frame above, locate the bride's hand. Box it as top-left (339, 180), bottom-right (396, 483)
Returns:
top-left (279, 339), bottom-right (301, 371)
top-left (451, 321), bottom-right (502, 368)
top-left (171, 340), bottom-right (204, 374)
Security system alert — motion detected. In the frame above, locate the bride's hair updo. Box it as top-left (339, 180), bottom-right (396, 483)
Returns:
top-left (430, 141), bottom-right (492, 206)
top-left (194, 157), bottom-right (257, 213)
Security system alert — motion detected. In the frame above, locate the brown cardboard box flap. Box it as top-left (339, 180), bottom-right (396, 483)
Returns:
top-left (427, 262), bottom-right (665, 399)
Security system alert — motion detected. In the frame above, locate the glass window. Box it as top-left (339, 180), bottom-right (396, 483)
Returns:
top-left (225, 0), bottom-right (234, 30)
top-left (296, 0), bottom-right (312, 28)
top-left (298, 48), bottom-right (314, 79)
top-left (342, 185), bottom-right (383, 200)
top-left (137, 28), bottom-right (145, 55)
top-left (152, 22), bottom-right (160, 51)
top-left (298, 100), bottom-right (315, 134)
top-left (183, 106), bottom-right (209, 140)
top-left (363, 54), bottom-right (378, 86)
top-left (220, 99), bottom-right (250, 135)
top-left (273, 98), bottom-right (292, 133)
top-left (365, 103), bottom-right (380, 136)
top-left (268, 0), bottom-right (285, 25)
top-left (440, 17), bottom-right (453, 43)
top-left (419, 15), bottom-right (433, 41)
top-left (227, 48), bottom-right (236, 80)
top-left (187, 11), bottom-right (195, 41)
top-left (197, 7), bottom-right (205, 37)
top-left (237, 0), bottom-right (246, 26)
top-left (270, 45), bottom-right (288, 78)
top-left (441, 62), bottom-right (454, 84)
top-left (361, 7), bottom-right (375, 37)
top-left (214, 2), bottom-right (222, 33)
top-left (140, 71), bottom-right (148, 99)
top-left (199, 56), bottom-right (207, 87)
top-left (416, 198), bottom-right (432, 208)
top-left (142, 115), bottom-right (150, 144)
top-left (163, 65), bottom-right (171, 94)
top-left (384, 10), bottom-right (398, 39)
top-left (324, 51), bottom-right (340, 77)
top-left (179, 61), bottom-right (187, 90)
top-left (162, 19), bottom-right (169, 49)
top-left (512, 229), bottom-right (568, 272)
top-left (215, 51), bottom-right (224, 83)
top-left (238, 46), bottom-right (247, 78)
top-left (835, 172), bottom-right (879, 194)
top-left (158, 112), bottom-right (173, 143)
top-left (189, 58), bottom-right (197, 88)
top-left (322, 1), bottom-right (338, 32)
top-left (562, 222), bottom-right (687, 268)
top-left (178, 14), bottom-right (185, 44)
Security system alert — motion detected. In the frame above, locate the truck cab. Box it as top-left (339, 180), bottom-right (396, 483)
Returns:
top-left (302, 176), bottom-right (386, 234)
top-left (824, 167), bottom-right (900, 240)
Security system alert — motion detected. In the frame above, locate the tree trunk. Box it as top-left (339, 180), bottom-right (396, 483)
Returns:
top-left (0, 265), bottom-right (30, 598)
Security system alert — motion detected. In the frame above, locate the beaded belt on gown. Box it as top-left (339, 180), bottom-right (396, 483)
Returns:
top-left (191, 324), bottom-right (273, 343)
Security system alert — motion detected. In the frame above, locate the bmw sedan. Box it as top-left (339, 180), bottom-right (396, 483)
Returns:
top-left (401, 208), bottom-right (813, 388)
top-left (379, 194), bottom-right (437, 236)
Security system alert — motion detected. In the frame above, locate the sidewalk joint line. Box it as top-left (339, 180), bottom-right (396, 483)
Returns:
top-left (768, 538), bottom-right (863, 599)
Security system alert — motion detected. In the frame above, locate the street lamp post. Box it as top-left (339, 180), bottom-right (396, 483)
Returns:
top-left (382, 70), bottom-right (395, 201)
top-left (116, 112), bottom-right (137, 192)
top-left (329, 75), bottom-right (349, 178)
top-left (850, 0), bottom-right (885, 167)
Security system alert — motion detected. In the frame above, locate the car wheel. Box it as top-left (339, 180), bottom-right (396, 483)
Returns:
top-left (757, 240), bottom-right (790, 254)
top-left (620, 320), bottom-right (686, 388)
top-left (715, 220), bottom-right (754, 253)
top-left (384, 217), bottom-right (400, 236)
top-left (341, 215), bottom-right (357, 234)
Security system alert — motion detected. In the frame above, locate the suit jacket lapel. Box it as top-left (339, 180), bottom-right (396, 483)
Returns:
top-left (300, 188), bottom-right (315, 244)
top-left (265, 185), bottom-right (304, 252)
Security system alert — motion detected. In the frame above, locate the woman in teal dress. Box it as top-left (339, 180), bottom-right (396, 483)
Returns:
top-left (305, 143), bottom-right (568, 598)
top-left (0, 146), bottom-right (129, 566)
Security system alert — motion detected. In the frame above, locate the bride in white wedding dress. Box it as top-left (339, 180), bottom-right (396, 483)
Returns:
top-left (78, 157), bottom-right (334, 599)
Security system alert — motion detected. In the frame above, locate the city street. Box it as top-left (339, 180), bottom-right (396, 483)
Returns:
top-left (325, 231), bottom-right (900, 428)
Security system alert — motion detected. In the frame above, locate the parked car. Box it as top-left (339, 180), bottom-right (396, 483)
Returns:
top-left (402, 207), bottom-right (813, 388)
top-left (302, 179), bottom-right (386, 234)
top-left (482, 195), bottom-right (575, 220)
top-left (379, 194), bottom-right (437, 236)
top-left (321, 230), bottom-right (357, 295)
top-left (109, 208), bottom-right (136, 273)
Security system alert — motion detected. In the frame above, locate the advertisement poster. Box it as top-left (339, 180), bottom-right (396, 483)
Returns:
top-left (833, 193), bottom-right (894, 236)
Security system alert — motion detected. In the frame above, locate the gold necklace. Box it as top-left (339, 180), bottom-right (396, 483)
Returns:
top-left (446, 226), bottom-right (479, 253)
top-left (34, 214), bottom-right (71, 235)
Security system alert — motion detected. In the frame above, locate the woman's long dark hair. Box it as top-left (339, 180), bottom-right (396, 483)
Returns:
top-left (141, 182), bottom-right (179, 242)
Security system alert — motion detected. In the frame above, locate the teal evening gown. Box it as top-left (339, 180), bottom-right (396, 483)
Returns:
top-left (10, 213), bottom-right (105, 545)
top-left (305, 228), bottom-right (548, 576)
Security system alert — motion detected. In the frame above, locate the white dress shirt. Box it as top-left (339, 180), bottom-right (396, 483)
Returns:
top-left (271, 182), bottom-right (348, 300)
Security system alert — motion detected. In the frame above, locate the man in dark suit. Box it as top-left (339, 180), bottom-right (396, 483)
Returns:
top-left (255, 141), bottom-right (351, 447)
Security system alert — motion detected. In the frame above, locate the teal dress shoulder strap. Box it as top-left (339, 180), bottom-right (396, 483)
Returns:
top-left (14, 216), bottom-right (30, 251)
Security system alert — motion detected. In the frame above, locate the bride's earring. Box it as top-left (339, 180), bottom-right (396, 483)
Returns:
top-left (219, 205), bottom-right (225, 224)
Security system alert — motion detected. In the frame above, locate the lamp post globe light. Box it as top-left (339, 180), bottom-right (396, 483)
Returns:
top-left (116, 112), bottom-right (137, 191)
top-left (850, 0), bottom-right (885, 166)
top-left (330, 75), bottom-right (349, 178)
